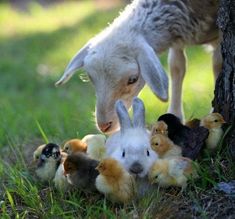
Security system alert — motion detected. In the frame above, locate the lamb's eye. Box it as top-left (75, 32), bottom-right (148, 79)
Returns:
top-left (147, 150), bottom-right (150, 156)
top-left (122, 151), bottom-right (125, 158)
top-left (127, 75), bottom-right (138, 85)
top-left (214, 119), bottom-right (218, 122)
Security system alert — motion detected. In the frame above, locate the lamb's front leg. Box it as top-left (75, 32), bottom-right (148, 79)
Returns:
top-left (167, 47), bottom-right (187, 121)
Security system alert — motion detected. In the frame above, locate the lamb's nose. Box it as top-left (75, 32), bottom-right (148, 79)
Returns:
top-left (99, 122), bottom-right (112, 133)
top-left (130, 162), bottom-right (143, 174)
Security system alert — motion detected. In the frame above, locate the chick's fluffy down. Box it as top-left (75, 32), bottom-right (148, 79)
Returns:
top-left (95, 158), bottom-right (136, 203)
top-left (149, 157), bottom-right (195, 189)
top-left (82, 134), bottom-right (106, 160)
top-left (53, 152), bottom-right (70, 190)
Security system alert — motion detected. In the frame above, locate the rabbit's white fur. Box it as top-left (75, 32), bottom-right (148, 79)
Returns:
top-left (106, 97), bottom-right (158, 178)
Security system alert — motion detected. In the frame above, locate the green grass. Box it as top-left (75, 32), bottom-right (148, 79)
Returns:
top-left (0, 1), bottom-right (234, 218)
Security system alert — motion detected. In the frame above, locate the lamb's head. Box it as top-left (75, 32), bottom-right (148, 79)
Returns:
top-left (110, 98), bottom-right (158, 178)
top-left (56, 35), bottom-right (168, 134)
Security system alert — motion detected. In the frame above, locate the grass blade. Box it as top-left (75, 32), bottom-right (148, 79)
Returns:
top-left (35, 120), bottom-right (49, 144)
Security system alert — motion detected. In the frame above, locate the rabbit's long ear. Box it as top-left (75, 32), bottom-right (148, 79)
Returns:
top-left (132, 97), bottom-right (145, 128)
top-left (115, 100), bottom-right (132, 132)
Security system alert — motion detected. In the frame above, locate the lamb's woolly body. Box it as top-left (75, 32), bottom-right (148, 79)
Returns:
top-left (90, 0), bottom-right (218, 53)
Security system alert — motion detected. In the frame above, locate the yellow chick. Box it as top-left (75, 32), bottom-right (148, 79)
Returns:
top-left (148, 157), bottom-right (194, 189)
top-left (200, 113), bottom-right (225, 151)
top-left (95, 158), bottom-right (136, 203)
top-left (82, 134), bottom-right (106, 161)
top-left (150, 134), bottom-right (182, 159)
top-left (62, 139), bottom-right (87, 154)
top-left (151, 121), bottom-right (168, 136)
top-left (33, 144), bottom-right (46, 162)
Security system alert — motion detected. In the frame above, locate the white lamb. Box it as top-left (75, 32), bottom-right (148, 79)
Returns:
top-left (56, 0), bottom-right (220, 133)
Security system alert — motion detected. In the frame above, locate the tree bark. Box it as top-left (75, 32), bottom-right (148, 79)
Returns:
top-left (212, 0), bottom-right (235, 157)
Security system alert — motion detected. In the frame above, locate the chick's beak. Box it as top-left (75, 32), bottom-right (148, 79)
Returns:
top-left (221, 119), bottom-right (226, 124)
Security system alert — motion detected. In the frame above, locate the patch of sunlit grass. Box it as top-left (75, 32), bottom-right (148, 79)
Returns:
top-left (0, 1), bottom-right (95, 38)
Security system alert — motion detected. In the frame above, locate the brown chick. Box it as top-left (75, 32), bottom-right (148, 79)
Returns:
top-left (62, 139), bottom-right (87, 154)
top-left (149, 157), bottom-right (195, 189)
top-left (95, 158), bottom-right (136, 203)
top-left (185, 118), bottom-right (201, 129)
top-left (200, 113), bottom-right (225, 151)
top-left (151, 134), bottom-right (182, 159)
top-left (63, 152), bottom-right (99, 192)
top-left (151, 121), bottom-right (168, 136)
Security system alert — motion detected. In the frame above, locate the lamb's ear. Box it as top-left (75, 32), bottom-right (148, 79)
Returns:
top-left (137, 39), bottom-right (168, 101)
top-left (115, 100), bottom-right (132, 132)
top-left (55, 43), bottom-right (90, 86)
top-left (132, 97), bottom-right (145, 128)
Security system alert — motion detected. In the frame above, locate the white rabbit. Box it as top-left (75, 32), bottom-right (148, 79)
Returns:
top-left (106, 97), bottom-right (158, 178)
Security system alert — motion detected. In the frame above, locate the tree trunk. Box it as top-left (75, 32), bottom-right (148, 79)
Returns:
top-left (212, 0), bottom-right (235, 157)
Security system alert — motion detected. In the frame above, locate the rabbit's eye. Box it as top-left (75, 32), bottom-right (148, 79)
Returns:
top-left (122, 151), bottom-right (125, 158)
top-left (147, 150), bottom-right (150, 156)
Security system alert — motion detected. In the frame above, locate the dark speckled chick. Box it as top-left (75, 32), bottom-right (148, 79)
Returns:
top-left (63, 152), bottom-right (99, 192)
top-left (158, 113), bottom-right (208, 160)
top-left (35, 143), bottom-right (61, 181)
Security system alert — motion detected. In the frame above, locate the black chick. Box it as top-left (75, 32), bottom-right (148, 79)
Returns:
top-left (35, 143), bottom-right (61, 181)
top-left (158, 113), bottom-right (208, 160)
top-left (63, 152), bottom-right (99, 192)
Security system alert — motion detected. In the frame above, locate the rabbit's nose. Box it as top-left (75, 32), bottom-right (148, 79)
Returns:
top-left (130, 162), bottom-right (143, 174)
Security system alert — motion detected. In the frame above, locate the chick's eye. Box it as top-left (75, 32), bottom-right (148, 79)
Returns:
top-left (147, 150), bottom-right (150, 156)
top-left (122, 151), bottom-right (125, 158)
top-left (155, 143), bottom-right (159, 146)
top-left (214, 119), bottom-right (218, 122)
top-left (127, 75), bottom-right (138, 85)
